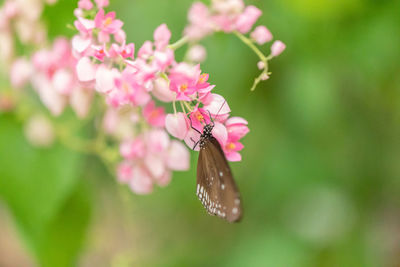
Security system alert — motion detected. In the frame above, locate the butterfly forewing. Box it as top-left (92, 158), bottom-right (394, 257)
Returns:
top-left (196, 137), bottom-right (242, 222)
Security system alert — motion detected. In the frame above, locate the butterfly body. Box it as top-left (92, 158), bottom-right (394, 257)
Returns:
top-left (196, 123), bottom-right (242, 223)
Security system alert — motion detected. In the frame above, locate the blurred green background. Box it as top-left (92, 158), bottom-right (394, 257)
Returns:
top-left (1, 0), bottom-right (400, 266)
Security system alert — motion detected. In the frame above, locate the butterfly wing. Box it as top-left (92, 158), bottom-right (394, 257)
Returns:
top-left (196, 137), bottom-right (242, 222)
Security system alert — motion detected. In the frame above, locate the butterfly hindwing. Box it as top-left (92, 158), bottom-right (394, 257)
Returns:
top-left (196, 137), bottom-right (242, 222)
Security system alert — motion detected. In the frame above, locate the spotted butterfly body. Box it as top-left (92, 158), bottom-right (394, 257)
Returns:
top-left (196, 124), bottom-right (242, 223)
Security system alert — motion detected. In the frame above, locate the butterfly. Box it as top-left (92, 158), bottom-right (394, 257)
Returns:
top-left (190, 114), bottom-right (243, 223)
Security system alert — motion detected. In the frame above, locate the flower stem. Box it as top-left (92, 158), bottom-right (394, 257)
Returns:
top-left (233, 31), bottom-right (271, 91)
top-left (168, 36), bottom-right (189, 50)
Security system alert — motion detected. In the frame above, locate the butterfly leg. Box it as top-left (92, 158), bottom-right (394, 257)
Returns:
top-left (190, 137), bottom-right (200, 150)
top-left (189, 116), bottom-right (202, 134)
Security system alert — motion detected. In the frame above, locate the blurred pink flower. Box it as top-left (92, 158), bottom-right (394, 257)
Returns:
top-left (154, 24), bottom-right (171, 51)
top-left (94, 9), bottom-right (123, 42)
top-left (143, 100), bottom-right (166, 128)
top-left (235, 5), bottom-right (262, 33)
top-left (251, 25), bottom-right (273, 45)
top-left (10, 58), bottom-right (32, 89)
top-left (271, 40), bottom-right (286, 57)
top-left (169, 63), bottom-right (201, 101)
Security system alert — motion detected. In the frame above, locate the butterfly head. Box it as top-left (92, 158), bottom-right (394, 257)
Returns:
top-left (202, 124), bottom-right (214, 137)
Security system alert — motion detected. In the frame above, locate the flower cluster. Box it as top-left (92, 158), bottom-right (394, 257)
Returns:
top-left (0, 0), bottom-right (285, 195)
top-left (185, 0), bottom-right (286, 90)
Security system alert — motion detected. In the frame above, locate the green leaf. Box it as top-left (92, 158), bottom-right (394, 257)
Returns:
top-left (0, 114), bottom-right (91, 266)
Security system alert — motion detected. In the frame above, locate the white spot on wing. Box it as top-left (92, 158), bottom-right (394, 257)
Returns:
top-left (221, 184), bottom-right (225, 190)
top-left (232, 207), bottom-right (238, 214)
top-left (219, 171), bottom-right (223, 177)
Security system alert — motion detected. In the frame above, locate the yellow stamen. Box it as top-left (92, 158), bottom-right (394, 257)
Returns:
top-left (104, 17), bottom-right (113, 26)
top-left (226, 142), bottom-right (236, 151)
top-left (180, 83), bottom-right (188, 92)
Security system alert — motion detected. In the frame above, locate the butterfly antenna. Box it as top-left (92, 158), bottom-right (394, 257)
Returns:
top-left (189, 115), bottom-right (201, 134)
top-left (208, 100), bottom-right (227, 124)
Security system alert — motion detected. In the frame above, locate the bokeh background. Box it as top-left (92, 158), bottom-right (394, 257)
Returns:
top-left (1, 0), bottom-right (400, 266)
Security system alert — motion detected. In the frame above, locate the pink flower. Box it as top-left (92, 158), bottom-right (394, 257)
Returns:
top-left (169, 63), bottom-right (201, 101)
top-left (235, 5), bottom-right (262, 34)
top-left (165, 112), bottom-right (189, 140)
top-left (95, 65), bottom-right (119, 93)
top-left (129, 165), bottom-right (154, 194)
top-left (10, 58), bottom-right (32, 89)
top-left (117, 162), bottom-right (133, 183)
top-left (109, 42), bottom-right (135, 59)
top-left (74, 17), bottom-right (95, 37)
top-left (185, 2), bottom-right (214, 40)
top-left (95, 0), bottom-right (109, 8)
top-left (167, 141), bottom-right (190, 170)
top-left (271, 40), bottom-right (286, 57)
top-left (153, 48), bottom-right (175, 71)
top-left (187, 44), bottom-right (207, 63)
top-left (212, 0), bottom-right (244, 14)
top-left (154, 24), bottom-right (171, 51)
top-left (143, 101), bottom-right (166, 128)
top-left (120, 138), bottom-right (146, 159)
top-left (94, 9), bottom-right (123, 40)
top-left (138, 41), bottom-right (153, 59)
top-left (189, 106), bottom-right (211, 132)
top-left (92, 44), bottom-right (108, 61)
top-left (251, 25), bottom-right (273, 45)
top-left (223, 138), bottom-right (244, 162)
top-left (225, 117), bottom-right (249, 141)
top-left (113, 68), bottom-right (151, 107)
top-left (78, 0), bottom-right (93, 10)
top-left (202, 94), bottom-right (231, 117)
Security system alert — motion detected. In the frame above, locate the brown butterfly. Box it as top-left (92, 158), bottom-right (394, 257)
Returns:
top-left (191, 118), bottom-right (242, 223)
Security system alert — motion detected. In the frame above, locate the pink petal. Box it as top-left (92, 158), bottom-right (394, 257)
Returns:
top-left (155, 171), bottom-right (172, 187)
top-left (184, 128), bottom-right (201, 151)
top-left (72, 35), bottom-right (91, 53)
top-left (76, 57), bottom-right (96, 82)
top-left (152, 78), bottom-right (175, 102)
top-left (212, 122), bottom-right (228, 146)
top-left (70, 87), bottom-right (93, 118)
top-left (165, 113), bottom-right (189, 140)
top-left (95, 65), bottom-right (119, 93)
top-left (167, 141), bottom-right (190, 171)
top-left (144, 154), bottom-right (165, 178)
top-left (226, 151), bottom-right (242, 162)
top-left (117, 162), bottom-right (133, 184)
top-left (203, 94), bottom-right (231, 116)
top-left (226, 116), bottom-right (248, 126)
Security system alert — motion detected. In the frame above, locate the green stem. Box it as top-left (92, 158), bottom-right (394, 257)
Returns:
top-left (168, 36), bottom-right (189, 50)
top-left (234, 31), bottom-right (267, 62)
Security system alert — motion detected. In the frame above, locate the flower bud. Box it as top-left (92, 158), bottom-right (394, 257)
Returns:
top-left (271, 40), bottom-right (286, 57)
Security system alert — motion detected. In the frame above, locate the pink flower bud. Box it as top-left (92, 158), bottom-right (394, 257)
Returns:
top-left (257, 61), bottom-right (265, 70)
top-left (117, 162), bottom-right (133, 183)
top-left (165, 113), bottom-right (189, 140)
top-left (235, 5), bottom-right (262, 34)
top-left (154, 24), bottom-right (171, 51)
top-left (187, 44), bottom-right (207, 62)
top-left (70, 87), bottom-right (93, 119)
top-left (271, 40), bottom-right (286, 57)
top-left (72, 35), bottom-right (91, 54)
top-left (251, 25), bottom-right (273, 45)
